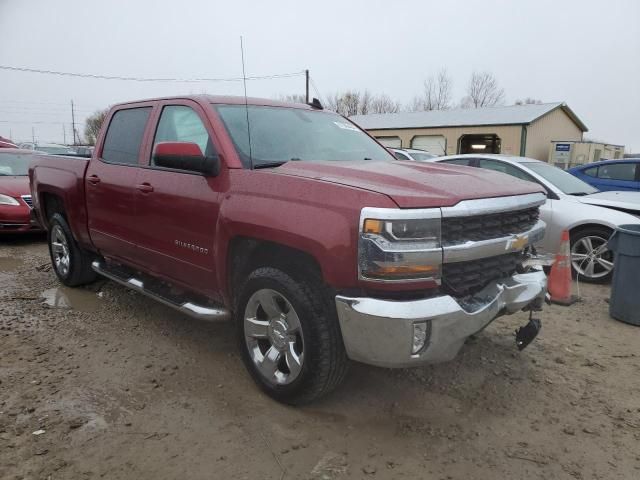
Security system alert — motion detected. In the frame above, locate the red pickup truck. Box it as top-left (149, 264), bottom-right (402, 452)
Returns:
top-left (30, 95), bottom-right (548, 404)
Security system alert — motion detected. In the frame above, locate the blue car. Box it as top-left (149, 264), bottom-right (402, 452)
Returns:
top-left (569, 159), bottom-right (640, 191)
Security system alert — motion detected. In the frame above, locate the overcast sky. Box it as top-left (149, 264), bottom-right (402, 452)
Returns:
top-left (1, 0), bottom-right (638, 151)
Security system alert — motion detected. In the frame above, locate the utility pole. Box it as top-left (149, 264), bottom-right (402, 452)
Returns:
top-left (305, 69), bottom-right (310, 104)
top-left (9, 129), bottom-right (12, 141)
top-left (71, 100), bottom-right (77, 145)
top-left (32, 127), bottom-right (35, 144)
top-left (62, 124), bottom-right (67, 144)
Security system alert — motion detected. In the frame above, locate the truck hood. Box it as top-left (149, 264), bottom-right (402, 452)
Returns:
top-left (0, 175), bottom-right (30, 197)
top-left (272, 160), bottom-right (543, 208)
top-left (578, 191), bottom-right (640, 215)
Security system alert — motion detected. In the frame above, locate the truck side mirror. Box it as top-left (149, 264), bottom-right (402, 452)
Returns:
top-left (153, 142), bottom-right (220, 176)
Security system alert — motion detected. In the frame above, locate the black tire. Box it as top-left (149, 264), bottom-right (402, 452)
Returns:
top-left (235, 267), bottom-right (348, 405)
top-left (47, 213), bottom-right (97, 287)
top-left (570, 226), bottom-right (614, 284)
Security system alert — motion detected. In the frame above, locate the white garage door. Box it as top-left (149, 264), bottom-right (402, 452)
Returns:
top-left (375, 136), bottom-right (402, 148)
top-left (411, 135), bottom-right (446, 155)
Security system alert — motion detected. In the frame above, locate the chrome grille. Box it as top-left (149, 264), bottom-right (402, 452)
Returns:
top-left (21, 195), bottom-right (33, 208)
top-left (442, 252), bottom-right (522, 297)
top-left (442, 207), bottom-right (539, 245)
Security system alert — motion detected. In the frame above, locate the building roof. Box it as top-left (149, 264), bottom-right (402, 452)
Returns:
top-left (350, 102), bottom-right (588, 132)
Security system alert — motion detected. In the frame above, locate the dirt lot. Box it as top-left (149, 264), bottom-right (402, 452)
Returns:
top-left (1, 236), bottom-right (639, 480)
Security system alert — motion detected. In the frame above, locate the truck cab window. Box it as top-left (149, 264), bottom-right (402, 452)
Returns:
top-left (152, 106), bottom-right (213, 165)
top-left (101, 107), bottom-right (151, 165)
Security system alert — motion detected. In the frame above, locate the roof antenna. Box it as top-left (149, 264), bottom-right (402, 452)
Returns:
top-left (240, 36), bottom-right (253, 169)
top-left (309, 97), bottom-right (323, 110)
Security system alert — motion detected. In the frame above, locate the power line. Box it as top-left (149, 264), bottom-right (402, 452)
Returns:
top-left (0, 120), bottom-right (78, 125)
top-left (309, 76), bottom-right (326, 106)
top-left (0, 64), bottom-right (305, 83)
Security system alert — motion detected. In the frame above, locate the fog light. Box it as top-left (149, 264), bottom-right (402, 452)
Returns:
top-left (411, 321), bottom-right (430, 355)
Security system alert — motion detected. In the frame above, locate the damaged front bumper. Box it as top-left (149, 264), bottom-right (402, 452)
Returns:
top-left (335, 269), bottom-right (547, 368)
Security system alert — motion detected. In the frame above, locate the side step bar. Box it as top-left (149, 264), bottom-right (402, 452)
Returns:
top-left (91, 261), bottom-right (230, 322)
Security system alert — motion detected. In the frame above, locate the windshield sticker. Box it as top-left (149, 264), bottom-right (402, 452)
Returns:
top-left (333, 121), bottom-right (360, 132)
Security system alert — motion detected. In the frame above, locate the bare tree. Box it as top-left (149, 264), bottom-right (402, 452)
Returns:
top-left (370, 94), bottom-right (401, 114)
top-left (277, 94), bottom-right (307, 103)
top-left (325, 90), bottom-right (402, 116)
top-left (359, 90), bottom-right (373, 115)
top-left (84, 108), bottom-right (109, 145)
top-left (409, 69), bottom-right (452, 111)
top-left (341, 91), bottom-right (362, 116)
top-left (323, 90), bottom-right (360, 116)
top-left (514, 97), bottom-right (543, 105)
top-left (460, 71), bottom-right (505, 108)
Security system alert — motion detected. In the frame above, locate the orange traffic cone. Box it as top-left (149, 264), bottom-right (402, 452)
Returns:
top-left (548, 230), bottom-right (578, 306)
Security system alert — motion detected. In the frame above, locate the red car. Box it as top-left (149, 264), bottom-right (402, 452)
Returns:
top-left (0, 136), bottom-right (18, 149)
top-left (0, 148), bottom-right (42, 233)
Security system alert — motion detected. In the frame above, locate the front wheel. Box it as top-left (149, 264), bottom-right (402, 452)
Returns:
top-left (235, 267), bottom-right (348, 405)
top-left (570, 227), bottom-right (614, 283)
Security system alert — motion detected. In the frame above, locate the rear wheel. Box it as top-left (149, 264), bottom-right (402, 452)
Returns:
top-left (235, 267), bottom-right (348, 405)
top-left (48, 213), bottom-right (97, 287)
top-left (570, 227), bottom-right (614, 283)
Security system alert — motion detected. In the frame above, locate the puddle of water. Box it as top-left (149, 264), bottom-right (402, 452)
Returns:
top-left (41, 287), bottom-right (103, 313)
top-left (0, 256), bottom-right (25, 272)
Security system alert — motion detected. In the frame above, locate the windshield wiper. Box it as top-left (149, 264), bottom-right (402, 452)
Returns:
top-left (569, 192), bottom-right (590, 196)
top-left (253, 161), bottom-right (289, 169)
top-left (253, 158), bottom-right (302, 169)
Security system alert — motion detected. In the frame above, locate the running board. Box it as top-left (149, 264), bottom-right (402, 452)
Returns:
top-left (91, 261), bottom-right (230, 322)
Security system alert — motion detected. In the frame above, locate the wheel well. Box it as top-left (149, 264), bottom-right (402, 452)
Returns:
top-left (227, 237), bottom-right (324, 301)
top-left (570, 223), bottom-right (614, 239)
top-left (41, 193), bottom-right (66, 227)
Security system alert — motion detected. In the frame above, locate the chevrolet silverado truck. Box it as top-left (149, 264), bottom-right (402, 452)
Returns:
top-left (30, 95), bottom-right (548, 404)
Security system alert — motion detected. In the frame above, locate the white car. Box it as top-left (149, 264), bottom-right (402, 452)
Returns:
top-left (390, 148), bottom-right (438, 161)
top-left (18, 142), bottom-right (76, 155)
top-left (432, 154), bottom-right (640, 283)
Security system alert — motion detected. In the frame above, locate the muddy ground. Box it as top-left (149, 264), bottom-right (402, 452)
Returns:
top-left (1, 235), bottom-right (639, 480)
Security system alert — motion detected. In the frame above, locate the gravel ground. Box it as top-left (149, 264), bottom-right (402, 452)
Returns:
top-left (1, 235), bottom-right (639, 480)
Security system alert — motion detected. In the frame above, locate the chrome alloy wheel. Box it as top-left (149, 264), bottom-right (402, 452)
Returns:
top-left (51, 225), bottom-right (71, 277)
top-left (571, 235), bottom-right (613, 280)
top-left (244, 288), bottom-right (304, 386)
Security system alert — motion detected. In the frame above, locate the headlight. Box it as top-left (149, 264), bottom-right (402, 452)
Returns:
top-left (0, 194), bottom-right (20, 206)
top-left (359, 207), bottom-right (442, 282)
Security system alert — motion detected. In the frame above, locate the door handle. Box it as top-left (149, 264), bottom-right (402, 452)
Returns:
top-left (136, 183), bottom-right (154, 193)
top-left (87, 175), bottom-right (101, 185)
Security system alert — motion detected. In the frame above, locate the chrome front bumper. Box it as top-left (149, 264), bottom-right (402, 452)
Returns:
top-left (335, 269), bottom-right (547, 368)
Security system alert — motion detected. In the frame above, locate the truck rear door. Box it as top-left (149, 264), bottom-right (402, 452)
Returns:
top-left (131, 100), bottom-right (223, 298)
top-left (85, 105), bottom-right (154, 264)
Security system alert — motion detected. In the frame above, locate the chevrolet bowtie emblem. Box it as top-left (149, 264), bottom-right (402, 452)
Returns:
top-left (509, 234), bottom-right (529, 250)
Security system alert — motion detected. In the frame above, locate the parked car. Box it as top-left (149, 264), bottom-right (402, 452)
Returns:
top-left (432, 154), bottom-right (640, 283)
top-left (0, 136), bottom-right (17, 148)
top-left (30, 95), bottom-right (548, 404)
top-left (569, 159), bottom-right (640, 192)
top-left (390, 148), bottom-right (438, 161)
top-left (18, 142), bottom-right (76, 155)
top-left (0, 148), bottom-right (42, 233)
top-left (73, 145), bottom-right (95, 157)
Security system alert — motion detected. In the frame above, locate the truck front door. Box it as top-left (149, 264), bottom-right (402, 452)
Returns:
top-left (86, 105), bottom-right (153, 264)
top-left (132, 101), bottom-right (223, 299)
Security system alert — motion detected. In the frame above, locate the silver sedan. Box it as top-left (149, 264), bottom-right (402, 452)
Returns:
top-left (432, 154), bottom-right (640, 283)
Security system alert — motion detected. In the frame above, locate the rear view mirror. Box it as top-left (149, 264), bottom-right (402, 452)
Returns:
top-left (153, 142), bottom-right (220, 176)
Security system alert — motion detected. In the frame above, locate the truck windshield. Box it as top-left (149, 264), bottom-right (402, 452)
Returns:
top-left (214, 104), bottom-right (393, 168)
top-left (0, 153), bottom-right (30, 176)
